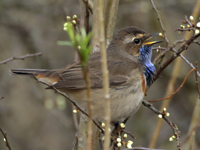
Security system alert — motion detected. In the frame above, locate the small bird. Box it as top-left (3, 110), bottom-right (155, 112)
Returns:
top-left (11, 27), bottom-right (160, 124)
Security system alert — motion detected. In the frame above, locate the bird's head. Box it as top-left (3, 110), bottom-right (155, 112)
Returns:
top-left (109, 26), bottom-right (160, 59)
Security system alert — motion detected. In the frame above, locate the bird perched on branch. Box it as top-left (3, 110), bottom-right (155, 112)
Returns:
top-left (11, 27), bottom-right (160, 124)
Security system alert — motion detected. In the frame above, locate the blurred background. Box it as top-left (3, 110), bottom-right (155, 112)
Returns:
top-left (0, 0), bottom-right (199, 149)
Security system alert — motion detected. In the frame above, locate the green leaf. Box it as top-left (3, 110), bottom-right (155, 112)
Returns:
top-left (57, 41), bottom-right (73, 47)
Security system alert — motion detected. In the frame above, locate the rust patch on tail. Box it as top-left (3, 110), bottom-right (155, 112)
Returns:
top-left (36, 74), bottom-right (45, 78)
top-left (36, 73), bottom-right (61, 85)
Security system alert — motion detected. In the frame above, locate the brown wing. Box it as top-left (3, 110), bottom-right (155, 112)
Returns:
top-left (11, 51), bottom-right (140, 90)
top-left (53, 51), bottom-right (139, 90)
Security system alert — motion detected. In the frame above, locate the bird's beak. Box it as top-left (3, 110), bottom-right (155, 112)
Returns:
top-left (143, 33), bottom-right (162, 45)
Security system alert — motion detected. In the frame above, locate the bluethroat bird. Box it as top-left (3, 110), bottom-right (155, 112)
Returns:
top-left (11, 27), bottom-right (160, 124)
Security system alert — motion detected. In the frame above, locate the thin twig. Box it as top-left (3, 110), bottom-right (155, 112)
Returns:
top-left (185, 16), bottom-right (194, 28)
top-left (193, 40), bottom-right (200, 46)
top-left (155, 33), bottom-right (200, 80)
top-left (72, 105), bottom-right (79, 131)
top-left (153, 47), bottom-right (200, 77)
top-left (142, 101), bottom-right (181, 150)
top-left (32, 75), bottom-right (104, 133)
top-left (181, 62), bottom-right (200, 149)
top-left (0, 52), bottom-right (42, 65)
top-left (122, 130), bottom-right (135, 140)
top-left (195, 63), bottom-right (200, 97)
top-left (149, 0), bottom-right (200, 149)
top-left (0, 127), bottom-right (12, 150)
top-left (149, 68), bottom-right (196, 102)
top-left (150, 0), bottom-right (169, 45)
top-left (153, 47), bottom-right (169, 65)
top-left (72, 132), bottom-right (78, 150)
top-left (177, 51), bottom-right (200, 77)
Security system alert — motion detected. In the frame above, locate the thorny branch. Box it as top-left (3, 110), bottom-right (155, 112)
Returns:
top-left (142, 101), bottom-right (181, 150)
top-left (0, 127), bottom-right (12, 150)
top-left (0, 52), bottom-right (42, 65)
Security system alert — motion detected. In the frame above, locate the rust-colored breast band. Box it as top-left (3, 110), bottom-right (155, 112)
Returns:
top-left (141, 74), bottom-right (146, 95)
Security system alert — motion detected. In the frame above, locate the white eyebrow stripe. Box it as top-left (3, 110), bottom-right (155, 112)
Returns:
top-left (123, 33), bottom-right (146, 44)
top-left (123, 35), bottom-right (134, 43)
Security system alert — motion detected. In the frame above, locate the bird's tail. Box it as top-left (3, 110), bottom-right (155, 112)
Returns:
top-left (11, 69), bottom-right (48, 75)
top-left (11, 69), bottom-right (61, 85)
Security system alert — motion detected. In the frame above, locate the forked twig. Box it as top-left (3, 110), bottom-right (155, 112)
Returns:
top-left (153, 47), bottom-right (200, 77)
top-left (155, 33), bottom-right (200, 80)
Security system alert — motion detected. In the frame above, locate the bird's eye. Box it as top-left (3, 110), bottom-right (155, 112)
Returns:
top-left (133, 38), bottom-right (140, 44)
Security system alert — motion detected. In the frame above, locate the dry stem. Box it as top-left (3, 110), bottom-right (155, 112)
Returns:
top-left (97, 0), bottom-right (111, 149)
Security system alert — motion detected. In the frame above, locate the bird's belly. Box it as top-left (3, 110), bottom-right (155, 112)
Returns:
top-left (109, 88), bottom-right (144, 123)
top-left (65, 76), bottom-right (145, 123)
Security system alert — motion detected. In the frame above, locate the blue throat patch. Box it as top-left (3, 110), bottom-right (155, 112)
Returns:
top-left (139, 45), bottom-right (156, 87)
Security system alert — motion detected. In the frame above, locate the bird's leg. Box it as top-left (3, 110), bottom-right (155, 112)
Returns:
top-left (110, 122), bottom-right (123, 149)
top-left (123, 117), bottom-right (130, 124)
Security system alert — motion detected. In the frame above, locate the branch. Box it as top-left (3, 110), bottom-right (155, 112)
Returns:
top-left (142, 101), bottom-right (181, 150)
top-left (177, 50), bottom-right (200, 77)
top-left (150, 0), bottom-right (169, 45)
top-left (153, 47), bottom-right (200, 77)
top-left (0, 127), bottom-right (12, 150)
top-left (149, 68), bottom-right (196, 102)
top-left (155, 33), bottom-right (200, 80)
top-left (32, 75), bottom-right (104, 134)
top-left (0, 52), bottom-right (42, 65)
